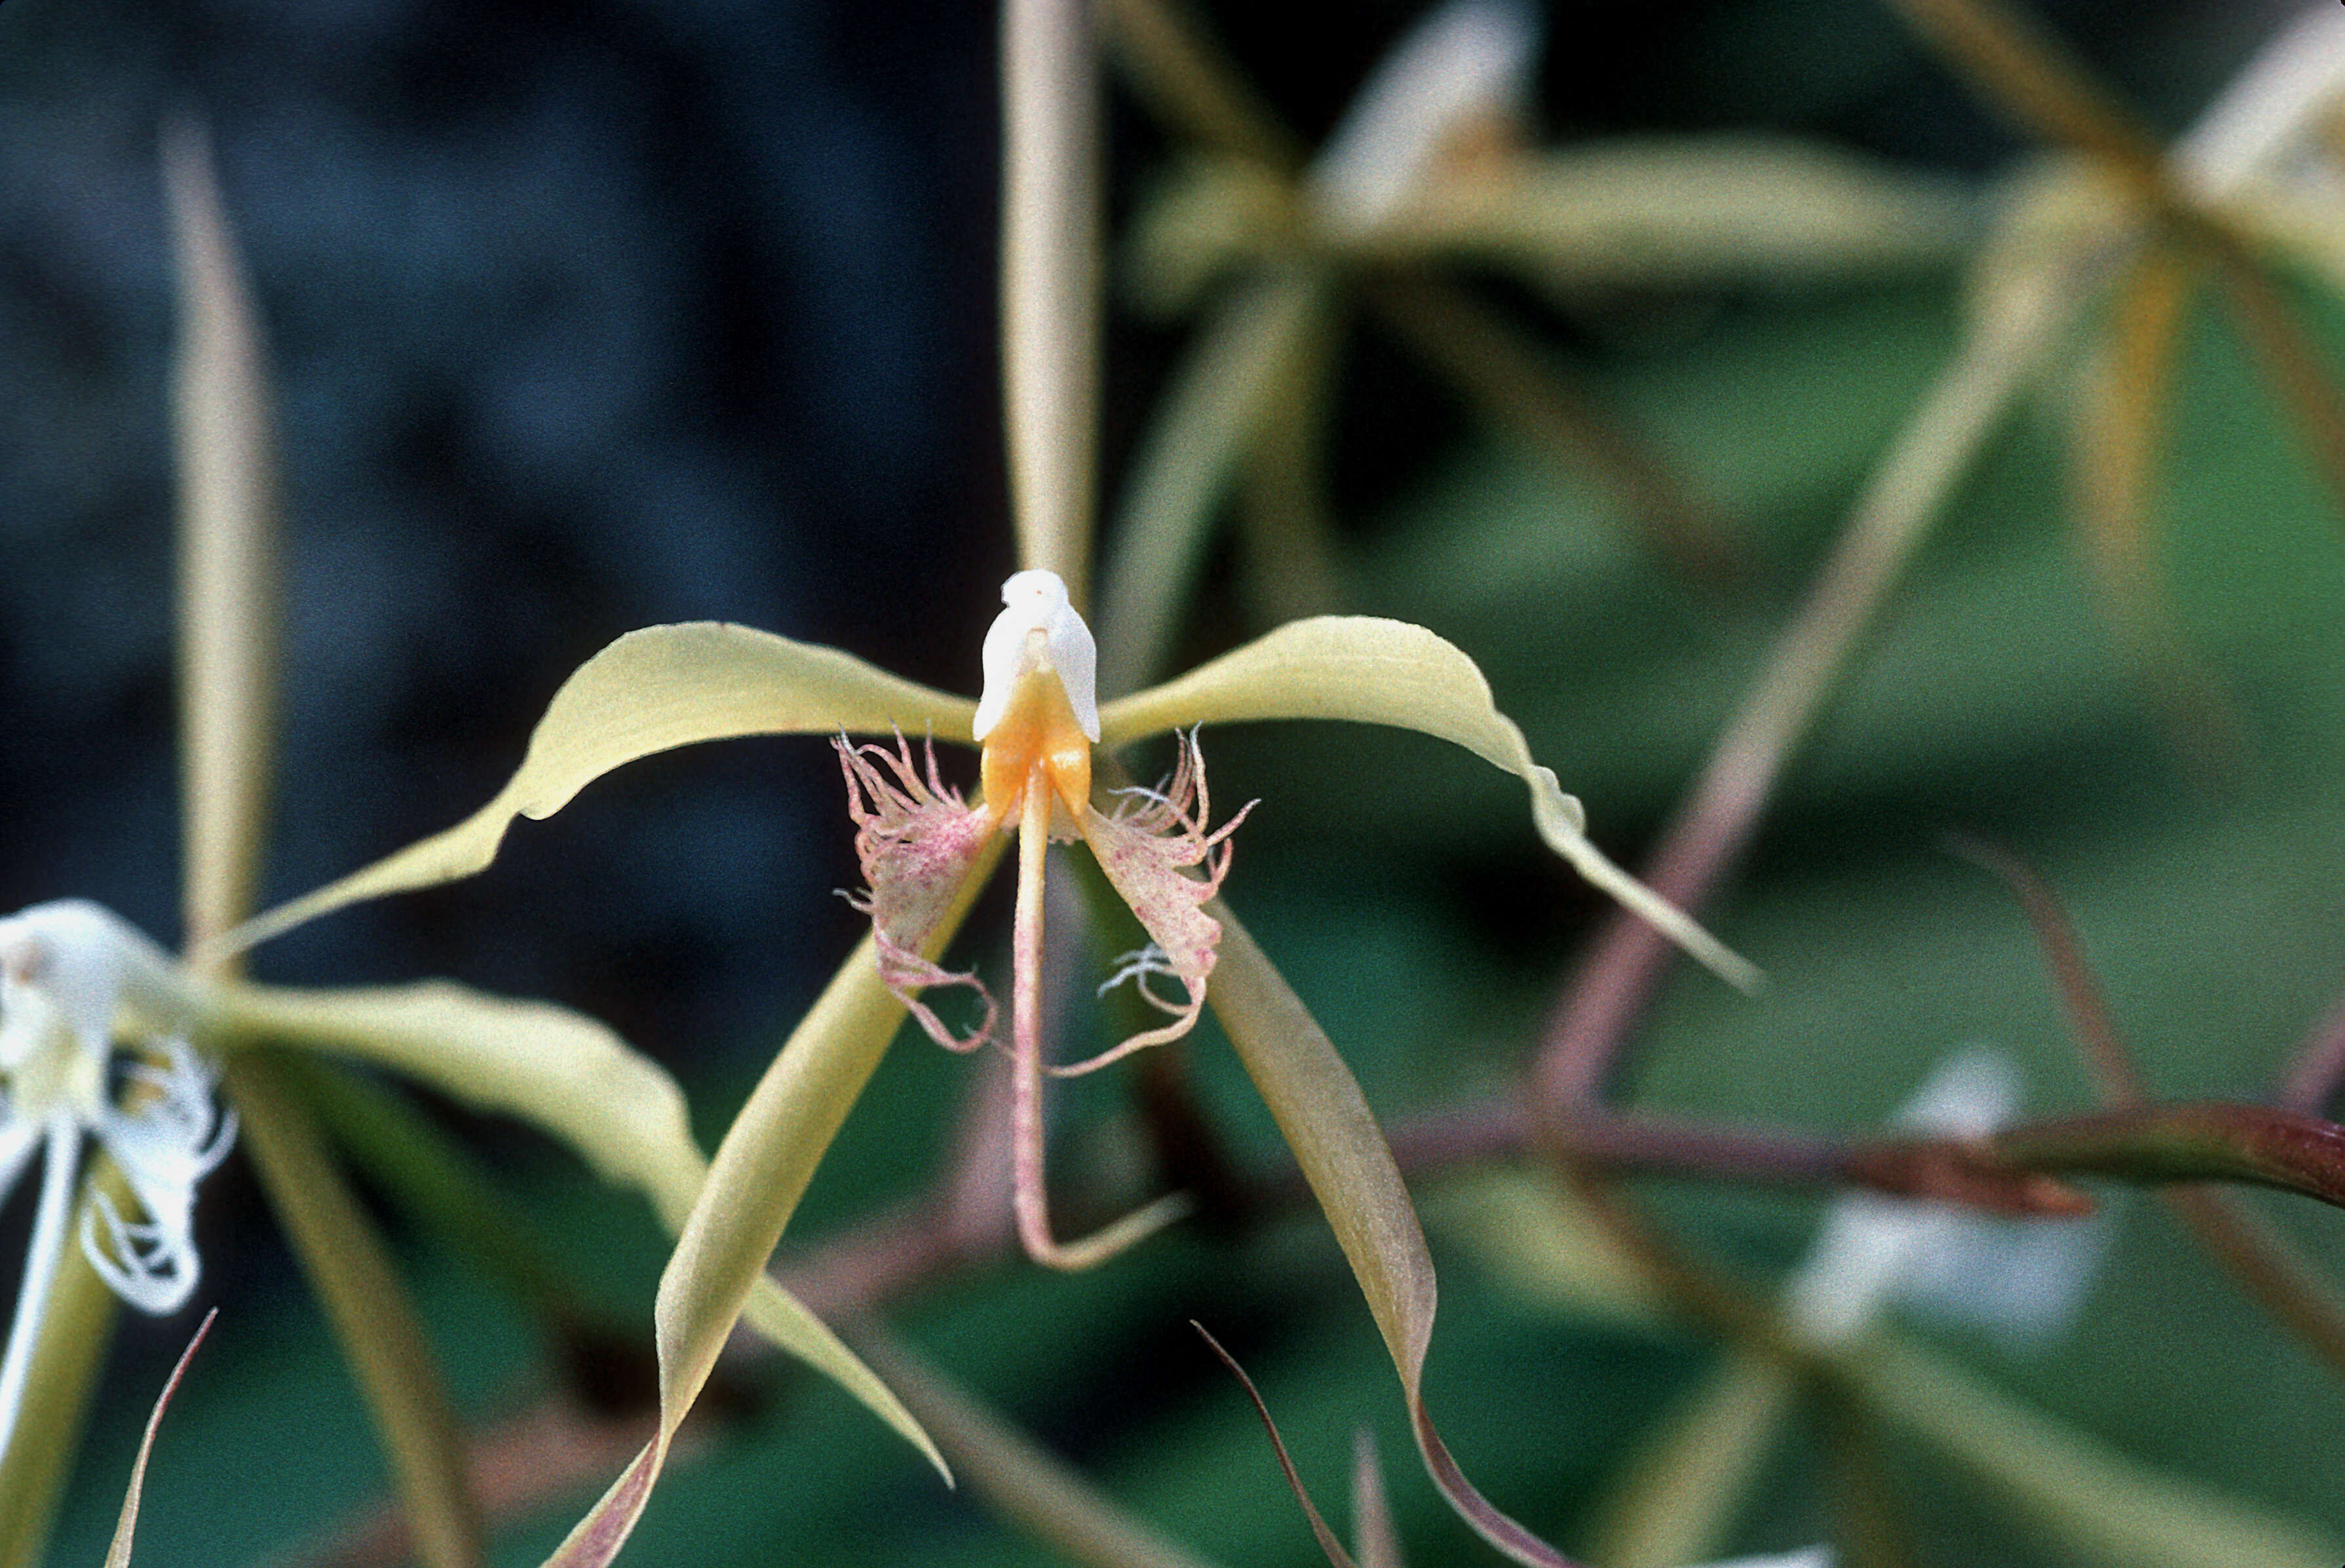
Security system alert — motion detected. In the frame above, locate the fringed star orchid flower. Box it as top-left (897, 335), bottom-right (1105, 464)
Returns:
top-left (0, 902), bottom-right (234, 1457)
top-left (214, 4), bottom-right (1747, 1559)
top-left (218, 563), bottom-right (1757, 1567)
top-left (841, 568), bottom-right (1252, 1266)
top-left (229, 571), bottom-right (1756, 1272)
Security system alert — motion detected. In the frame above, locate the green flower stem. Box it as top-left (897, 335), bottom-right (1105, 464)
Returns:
top-left (226, 1052), bottom-right (484, 1568)
top-left (850, 1328), bottom-right (1225, 1568)
top-left (0, 1162), bottom-right (126, 1568)
top-left (1532, 218), bottom-right (2108, 1111)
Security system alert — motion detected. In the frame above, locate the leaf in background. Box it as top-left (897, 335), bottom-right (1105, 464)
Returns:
top-left (1095, 273), bottom-right (1325, 696)
top-left (1358, 138), bottom-right (1975, 291)
top-left (209, 979), bottom-right (944, 1470)
top-left (1099, 615), bottom-right (1757, 989)
top-left (1586, 1352), bottom-right (1797, 1568)
top-left (854, 1328), bottom-right (1223, 1568)
top-left (225, 1052), bottom-right (484, 1568)
top-left (163, 117), bottom-right (281, 957)
top-left (223, 624), bottom-right (976, 951)
top-left (100, 1309), bottom-right (215, 1568)
top-left (1207, 907), bottom-right (1571, 1568)
top-left (1851, 1330), bottom-right (2339, 1567)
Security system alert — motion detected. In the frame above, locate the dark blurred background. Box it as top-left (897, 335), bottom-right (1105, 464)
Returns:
top-left (0, 0), bottom-right (2286, 1056)
top-left (0, 0), bottom-right (2333, 1561)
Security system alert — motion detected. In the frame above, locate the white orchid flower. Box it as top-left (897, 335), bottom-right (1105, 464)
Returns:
top-left (1306, 0), bottom-right (1542, 235)
top-left (0, 900), bottom-right (233, 1455)
top-left (1785, 1047), bottom-right (2105, 1351)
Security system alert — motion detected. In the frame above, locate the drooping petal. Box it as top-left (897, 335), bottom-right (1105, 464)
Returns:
top-left (543, 910), bottom-right (1001, 1567)
top-left (207, 977), bottom-right (946, 1477)
top-left (223, 623), bottom-right (979, 953)
top-left (1208, 907), bottom-right (1571, 1568)
top-left (1098, 616), bottom-right (1758, 989)
top-left (1065, 731), bottom-right (1253, 1075)
top-left (837, 735), bottom-right (1004, 1052)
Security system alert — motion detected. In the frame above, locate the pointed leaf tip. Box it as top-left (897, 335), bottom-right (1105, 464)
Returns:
top-left (103, 1308), bottom-right (216, 1568)
top-left (1098, 617), bottom-right (1757, 989)
top-left (221, 622), bottom-right (977, 953)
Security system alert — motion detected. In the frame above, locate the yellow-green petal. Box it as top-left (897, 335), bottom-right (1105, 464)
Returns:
top-left (166, 117), bottom-right (283, 955)
top-left (208, 979), bottom-right (944, 1477)
top-left (542, 841), bottom-right (999, 1567)
top-left (214, 982), bottom-right (715, 1227)
top-left (1099, 615), bottom-right (1757, 989)
top-left (222, 622), bottom-right (976, 952)
top-left (227, 1054), bottom-right (484, 1568)
top-left (1208, 905), bottom-right (1563, 1568)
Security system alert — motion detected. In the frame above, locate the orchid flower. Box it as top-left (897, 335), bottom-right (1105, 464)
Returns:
top-left (208, 1), bottom-right (1761, 1555)
top-left (0, 902), bottom-right (233, 1459)
top-left (208, 559), bottom-right (1758, 1568)
top-left (1783, 1048), bottom-right (2106, 1353)
top-left (229, 567), bottom-right (1755, 1272)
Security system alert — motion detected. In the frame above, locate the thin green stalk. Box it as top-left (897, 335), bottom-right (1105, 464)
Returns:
top-left (1002, 0), bottom-right (1104, 604)
top-left (1533, 223), bottom-right (2112, 1110)
top-left (228, 1052), bottom-right (484, 1568)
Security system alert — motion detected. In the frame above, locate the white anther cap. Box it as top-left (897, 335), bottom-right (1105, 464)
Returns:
top-left (974, 569), bottom-right (1100, 744)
